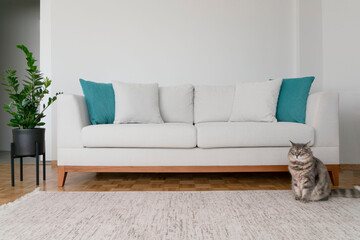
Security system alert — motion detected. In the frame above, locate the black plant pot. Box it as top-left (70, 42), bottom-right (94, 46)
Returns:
top-left (12, 128), bottom-right (45, 157)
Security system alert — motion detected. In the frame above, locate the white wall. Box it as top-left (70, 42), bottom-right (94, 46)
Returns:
top-left (298, 0), bottom-right (323, 92)
top-left (0, 0), bottom-right (40, 151)
top-left (51, 0), bottom-right (296, 95)
top-left (322, 0), bottom-right (360, 164)
top-left (40, 0), bottom-right (53, 159)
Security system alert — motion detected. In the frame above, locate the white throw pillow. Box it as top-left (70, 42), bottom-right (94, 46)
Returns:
top-left (113, 81), bottom-right (164, 124)
top-left (159, 84), bottom-right (194, 123)
top-left (229, 79), bottom-right (282, 122)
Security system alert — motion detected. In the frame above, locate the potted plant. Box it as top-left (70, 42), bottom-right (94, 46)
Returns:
top-left (1, 45), bottom-right (61, 156)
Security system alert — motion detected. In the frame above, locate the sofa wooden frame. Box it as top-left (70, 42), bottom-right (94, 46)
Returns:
top-left (58, 164), bottom-right (339, 187)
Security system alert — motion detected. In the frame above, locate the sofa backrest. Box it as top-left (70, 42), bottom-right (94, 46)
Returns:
top-left (194, 85), bottom-right (235, 123)
top-left (159, 84), bottom-right (194, 123)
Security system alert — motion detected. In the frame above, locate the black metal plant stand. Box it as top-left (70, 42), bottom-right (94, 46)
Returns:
top-left (10, 142), bottom-right (46, 186)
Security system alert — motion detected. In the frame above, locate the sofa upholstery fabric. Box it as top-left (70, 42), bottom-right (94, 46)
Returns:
top-left (196, 122), bottom-right (314, 148)
top-left (81, 123), bottom-right (196, 148)
top-left (58, 147), bottom-right (339, 166)
top-left (159, 85), bottom-right (194, 123)
top-left (194, 85), bottom-right (235, 123)
top-left (305, 92), bottom-right (339, 147)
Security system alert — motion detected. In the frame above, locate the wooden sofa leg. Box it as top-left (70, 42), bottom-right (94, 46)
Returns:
top-left (329, 165), bottom-right (339, 186)
top-left (58, 166), bottom-right (68, 187)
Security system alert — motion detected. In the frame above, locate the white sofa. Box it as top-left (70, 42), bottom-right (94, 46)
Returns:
top-left (57, 85), bottom-right (339, 186)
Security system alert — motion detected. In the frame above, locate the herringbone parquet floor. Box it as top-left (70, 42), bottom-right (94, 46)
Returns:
top-left (0, 163), bottom-right (359, 206)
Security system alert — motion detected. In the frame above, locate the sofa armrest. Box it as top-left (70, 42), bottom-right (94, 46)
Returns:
top-left (306, 92), bottom-right (339, 147)
top-left (57, 94), bottom-right (91, 148)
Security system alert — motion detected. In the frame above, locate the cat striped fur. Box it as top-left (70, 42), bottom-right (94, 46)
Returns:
top-left (331, 188), bottom-right (360, 198)
top-left (288, 141), bottom-right (360, 202)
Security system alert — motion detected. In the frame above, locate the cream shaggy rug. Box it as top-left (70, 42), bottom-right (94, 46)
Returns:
top-left (0, 189), bottom-right (360, 240)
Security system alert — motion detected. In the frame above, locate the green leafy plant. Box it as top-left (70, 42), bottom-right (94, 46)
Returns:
top-left (1, 45), bottom-right (62, 129)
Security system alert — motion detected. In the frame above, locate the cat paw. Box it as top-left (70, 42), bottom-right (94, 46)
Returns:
top-left (300, 198), bottom-right (309, 203)
top-left (295, 196), bottom-right (301, 200)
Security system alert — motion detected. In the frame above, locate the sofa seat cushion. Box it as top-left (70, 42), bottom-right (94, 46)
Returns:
top-left (82, 123), bottom-right (196, 148)
top-left (196, 122), bottom-right (315, 148)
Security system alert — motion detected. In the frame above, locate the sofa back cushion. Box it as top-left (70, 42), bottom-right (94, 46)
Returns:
top-left (194, 85), bottom-right (235, 123)
top-left (159, 84), bottom-right (194, 123)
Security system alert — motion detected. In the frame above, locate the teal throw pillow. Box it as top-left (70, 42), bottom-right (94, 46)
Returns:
top-left (79, 79), bottom-right (115, 125)
top-left (273, 76), bottom-right (314, 124)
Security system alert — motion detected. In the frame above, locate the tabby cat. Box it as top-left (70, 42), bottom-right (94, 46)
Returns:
top-left (288, 141), bottom-right (360, 203)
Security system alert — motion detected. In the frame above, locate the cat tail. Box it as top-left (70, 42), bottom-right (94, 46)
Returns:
top-left (331, 186), bottom-right (360, 198)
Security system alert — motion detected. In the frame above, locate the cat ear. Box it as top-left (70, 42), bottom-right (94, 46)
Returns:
top-left (304, 141), bottom-right (311, 147)
top-left (289, 140), bottom-right (295, 147)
